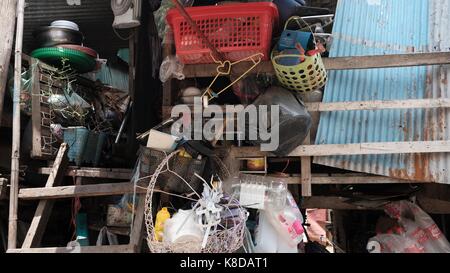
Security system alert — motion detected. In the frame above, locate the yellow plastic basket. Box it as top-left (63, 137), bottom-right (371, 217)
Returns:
top-left (271, 16), bottom-right (328, 93)
top-left (272, 52), bottom-right (327, 93)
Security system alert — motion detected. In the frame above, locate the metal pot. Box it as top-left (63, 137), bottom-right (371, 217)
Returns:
top-left (33, 26), bottom-right (83, 47)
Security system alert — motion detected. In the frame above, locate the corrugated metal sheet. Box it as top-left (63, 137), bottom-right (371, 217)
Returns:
top-left (96, 62), bottom-right (129, 92)
top-left (23, 0), bottom-right (127, 58)
top-left (314, 0), bottom-right (450, 183)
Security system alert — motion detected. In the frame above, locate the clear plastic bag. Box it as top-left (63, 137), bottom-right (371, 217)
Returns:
top-left (159, 55), bottom-right (185, 83)
top-left (265, 191), bottom-right (305, 247)
top-left (368, 234), bottom-right (425, 253)
top-left (8, 68), bottom-right (32, 115)
top-left (368, 200), bottom-right (450, 253)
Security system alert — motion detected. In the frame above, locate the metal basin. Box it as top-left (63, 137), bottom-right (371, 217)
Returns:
top-left (33, 26), bottom-right (83, 47)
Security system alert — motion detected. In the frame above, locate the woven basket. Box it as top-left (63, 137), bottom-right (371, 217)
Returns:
top-left (272, 16), bottom-right (327, 93)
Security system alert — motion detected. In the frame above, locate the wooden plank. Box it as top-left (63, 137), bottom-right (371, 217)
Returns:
top-left (164, 98), bottom-right (450, 117)
top-left (8, 0), bottom-right (26, 250)
top-left (232, 141), bottom-right (450, 157)
top-left (19, 182), bottom-right (148, 200)
top-left (416, 197), bottom-right (450, 215)
top-left (8, 244), bottom-right (135, 253)
top-left (310, 174), bottom-right (427, 184)
top-left (129, 194), bottom-right (146, 252)
top-left (30, 58), bottom-right (42, 158)
top-left (21, 143), bottom-right (68, 248)
top-left (0, 178), bottom-right (8, 200)
top-left (238, 173), bottom-right (427, 185)
top-left (37, 167), bottom-right (132, 180)
top-left (304, 98), bottom-right (450, 112)
top-left (301, 133), bottom-right (312, 197)
top-left (323, 52), bottom-right (450, 70)
top-left (18, 174), bottom-right (428, 201)
top-left (0, 0), bottom-right (17, 126)
top-left (182, 52), bottom-right (450, 78)
top-left (301, 196), bottom-right (450, 214)
top-left (289, 141), bottom-right (450, 157)
top-left (301, 196), bottom-right (384, 210)
top-left (162, 42), bottom-right (176, 119)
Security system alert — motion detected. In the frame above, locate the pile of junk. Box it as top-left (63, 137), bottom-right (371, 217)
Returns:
top-left (8, 19), bottom-right (131, 167)
top-left (7, 0), bottom-right (450, 254)
top-left (143, 0), bottom-right (450, 254)
top-left (135, 0), bottom-right (337, 253)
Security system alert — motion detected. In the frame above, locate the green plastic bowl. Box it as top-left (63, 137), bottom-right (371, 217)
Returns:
top-left (31, 47), bottom-right (96, 73)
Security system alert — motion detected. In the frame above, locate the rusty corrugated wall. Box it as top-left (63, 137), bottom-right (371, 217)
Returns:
top-left (314, 0), bottom-right (450, 183)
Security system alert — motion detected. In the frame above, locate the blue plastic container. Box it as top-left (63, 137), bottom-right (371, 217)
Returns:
top-left (64, 127), bottom-right (89, 166)
top-left (76, 213), bottom-right (89, 246)
top-left (64, 127), bottom-right (106, 166)
top-left (278, 30), bottom-right (313, 51)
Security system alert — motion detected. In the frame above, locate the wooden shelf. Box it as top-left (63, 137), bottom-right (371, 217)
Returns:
top-left (37, 167), bottom-right (133, 180)
top-left (182, 52), bottom-right (450, 78)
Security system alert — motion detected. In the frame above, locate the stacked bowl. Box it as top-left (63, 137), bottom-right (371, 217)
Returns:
top-left (31, 20), bottom-right (98, 73)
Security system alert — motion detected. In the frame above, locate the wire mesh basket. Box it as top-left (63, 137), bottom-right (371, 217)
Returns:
top-left (144, 151), bottom-right (248, 253)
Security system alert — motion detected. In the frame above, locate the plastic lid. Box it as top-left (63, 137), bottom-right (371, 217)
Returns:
top-left (51, 20), bottom-right (80, 31)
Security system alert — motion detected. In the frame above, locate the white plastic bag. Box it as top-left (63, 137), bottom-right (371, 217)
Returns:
top-left (368, 200), bottom-right (450, 253)
top-left (96, 227), bottom-right (119, 246)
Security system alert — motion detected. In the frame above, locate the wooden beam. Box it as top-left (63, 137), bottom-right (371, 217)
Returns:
top-left (323, 52), bottom-right (450, 70)
top-left (19, 174), bottom-right (426, 201)
top-left (301, 196), bottom-right (450, 214)
top-left (129, 194), bottom-right (146, 251)
top-left (19, 182), bottom-right (147, 200)
top-left (0, 178), bottom-right (8, 200)
top-left (416, 197), bottom-right (450, 215)
top-left (309, 174), bottom-right (427, 185)
top-left (289, 141), bottom-right (450, 157)
top-left (8, 244), bottom-right (135, 253)
top-left (8, 0), bottom-right (25, 250)
top-left (232, 141), bottom-right (450, 157)
top-left (163, 98), bottom-right (450, 119)
top-left (30, 58), bottom-right (42, 158)
top-left (304, 98), bottom-right (450, 112)
top-left (182, 52), bottom-right (450, 78)
top-left (21, 143), bottom-right (68, 248)
top-left (301, 133), bottom-right (312, 197)
top-left (0, 0), bottom-right (17, 125)
top-left (37, 167), bottom-right (132, 180)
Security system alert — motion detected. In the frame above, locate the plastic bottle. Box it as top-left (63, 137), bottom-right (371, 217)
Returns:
top-left (154, 207), bottom-right (171, 242)
top-left (231, 175), bottom-right (288, 210)
top-left (265, 191), bottom-right (305, 247)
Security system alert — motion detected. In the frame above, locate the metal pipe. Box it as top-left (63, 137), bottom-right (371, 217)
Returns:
top-left (8, 0), bottom-right (25, 250)
top-left (115, 101), bottom-right (133, 144)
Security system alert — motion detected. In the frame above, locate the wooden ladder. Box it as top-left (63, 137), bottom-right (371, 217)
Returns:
top-left (7, 143), bottom-right (146, 253)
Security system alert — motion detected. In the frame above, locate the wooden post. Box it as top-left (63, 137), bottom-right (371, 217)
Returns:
top-left (30, 58), bottom-right (42, 158)
top-left (8, 0), bottom-right (25, 250)
top-left (301, 133), bottom-right (312, 197)
top-left (129, 194), bottom-right (146, 252)
top-left (0, 0), bottom-right (17, 125)
top-left (21, 143), bottom-right (68, 249)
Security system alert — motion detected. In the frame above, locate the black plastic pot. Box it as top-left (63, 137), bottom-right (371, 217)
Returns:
top-left (33, 26), bottom-right (83, 47)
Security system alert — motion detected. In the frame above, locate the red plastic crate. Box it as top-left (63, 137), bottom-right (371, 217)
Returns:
top-left (166, 2), bottom-right (279, 64)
